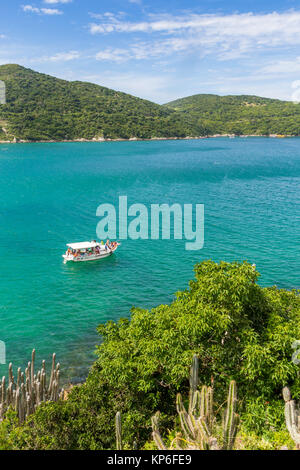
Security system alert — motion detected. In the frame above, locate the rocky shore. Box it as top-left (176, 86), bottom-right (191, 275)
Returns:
top-left (0, 134), bottom-right (295, 144)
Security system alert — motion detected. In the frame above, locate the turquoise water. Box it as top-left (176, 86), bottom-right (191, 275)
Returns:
top-left (0, 138), bottom-right (299, 382)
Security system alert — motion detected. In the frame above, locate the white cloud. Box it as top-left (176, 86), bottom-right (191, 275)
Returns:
top-left (262, 56), bottom-right (300, 74)
top-left (43, 0), bottom-right (72, 3)
top-left (32, 51), bottom-right (80, 62)
top-left (22, 5), bottom-right (40, 13)
top-left (41, 8), bottom-right (62, 15)
top-left (89, 11), bottom-right (300, 38)
top-left (95, 49), bottom-right (130, 63)
top-left (47, 51), bottom-right (80, 61)
top-left (22, 5), bottom-right (63, 15)
top-left (89, 10), bottom-right (300, 61)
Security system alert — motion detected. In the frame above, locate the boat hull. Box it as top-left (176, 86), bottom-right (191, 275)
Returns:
top-left (62, 246), bottom-right (119, 263)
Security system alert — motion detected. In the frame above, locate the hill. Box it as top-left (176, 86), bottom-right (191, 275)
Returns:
top-left (165, 93), bottom-right (300, 136)
top-left (0, 64), bottom-right (201, 141)
top-left (1, 65), bottom-right (300, 141)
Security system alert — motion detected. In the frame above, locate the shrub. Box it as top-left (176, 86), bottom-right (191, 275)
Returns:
top-left (2, 261), bottom-right (299, 449)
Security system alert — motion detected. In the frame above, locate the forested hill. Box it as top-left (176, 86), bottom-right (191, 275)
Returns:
top-left (165, 94), bottom-right (300, 136)
top-left (0, 64), bottom-right (201, 141)
top-left (0, 64), bottom-right (300, 141)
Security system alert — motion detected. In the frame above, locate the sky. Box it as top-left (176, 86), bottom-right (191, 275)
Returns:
top-left (1, 0), bottom-right (300, 103)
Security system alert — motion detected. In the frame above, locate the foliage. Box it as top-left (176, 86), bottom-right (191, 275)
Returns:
top-left (0, 64), bottom-right (202, 141)
top-left (166, 94), bottom-right (300, 136)
top-left (152, 355), bottom-right (240, 450)
top-left (0, 350), bottom-right (62, 424)
top-left (241, 397), bottom-right (285, 434)
top-left (0, 260), bottom-right (299, 450)
top-left (1, 65), bottom-right (300, 141)
top-left (0, 410), bottom-right (18, 450)
top-left (283, 386), bottom-right (300, 449)
top-left (236, 427), bottom-right (294, 450)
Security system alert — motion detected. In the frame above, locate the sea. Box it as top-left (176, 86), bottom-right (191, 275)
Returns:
top-left (0, 138), bottom-right (299, 382)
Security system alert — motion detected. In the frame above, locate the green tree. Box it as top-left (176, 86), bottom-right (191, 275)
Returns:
top-left (3, 261), bottom-right (300, 450)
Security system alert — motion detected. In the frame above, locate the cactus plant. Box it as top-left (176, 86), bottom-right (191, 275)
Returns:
top-left (152, 412), bottom-right (167, 450)
top-left (283, 386), bottom-right (300, 450)
top-left (152, 355), bottom-right (239, 450)
top-left (0, 349), bottom-right (63, 424)
top-left (115, 411), bottom-right (123, 450)
top-left (222, 380), bottom-right (239, 450)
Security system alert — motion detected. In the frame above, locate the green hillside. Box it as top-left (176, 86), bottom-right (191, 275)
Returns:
top-left (165, 93), bottom-right (300, 136)
top-left (0, 64), bottom-right (201, 141)
top-left (1, 65), bottom-right (300, 141)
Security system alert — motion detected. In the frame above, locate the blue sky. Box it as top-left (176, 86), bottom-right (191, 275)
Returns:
top-left (1, 0), bottom-right (300, 102)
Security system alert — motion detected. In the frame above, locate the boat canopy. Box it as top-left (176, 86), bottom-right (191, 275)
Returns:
top-left (67, 241), bottom-right (100, 250)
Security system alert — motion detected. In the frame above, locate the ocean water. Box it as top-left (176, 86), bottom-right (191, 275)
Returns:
top-left (0, 138), bottom-right (299, 382)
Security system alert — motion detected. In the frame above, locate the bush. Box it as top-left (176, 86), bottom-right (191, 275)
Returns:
top-left (2, 261), bottom-right (299, 449)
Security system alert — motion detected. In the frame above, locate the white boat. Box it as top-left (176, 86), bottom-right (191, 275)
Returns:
top-left (62, 240), bottom-right (119, 264)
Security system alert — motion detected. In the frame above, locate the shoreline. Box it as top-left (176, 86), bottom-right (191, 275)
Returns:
top-left (0, 134), bottom-right (296, 144)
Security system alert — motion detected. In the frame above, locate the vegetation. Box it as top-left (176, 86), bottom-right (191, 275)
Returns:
top-left (0, 260), bottom-right (299, 450)
top-left (283, 386), bottom-right (300, 449)
top-left (0, 64), bottom-right (201, 141)
top-left (165, 94), bottom-right (300, 136)
top-left (0, 350), bottom-right (62, 424)
top-left (151, 355), bottom-right (240, 450)
top-left (1, 65), bottom-right (300, 141)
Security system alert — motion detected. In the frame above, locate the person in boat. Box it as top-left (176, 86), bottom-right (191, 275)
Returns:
top-left (105, 239), bottom-right (110, 251)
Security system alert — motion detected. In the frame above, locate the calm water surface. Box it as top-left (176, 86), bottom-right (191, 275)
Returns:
top-left (0, 138), bottom-right (299, 381)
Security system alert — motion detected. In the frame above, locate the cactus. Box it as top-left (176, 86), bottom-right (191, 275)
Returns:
top-left (115, 412), bottom-right (123, 450)
top-left (152, 411), bottom-right (167, 450)
top-left (0, 349), bottom-right (63, 424)
top-left (283, 386), bottom-right (300, 450)
top-left (115, 413), bottom-right (142, 450)
top-left (222, 380), bottom-right (240, 450)
top-left (152, 355), bottom-right (239, 450)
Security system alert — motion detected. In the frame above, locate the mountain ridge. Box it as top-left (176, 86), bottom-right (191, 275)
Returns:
top-left (164, 93), bottom-right (300, 136)
top-left (0, 64), bottom-right (299, 141)
top-left (0, 64), bottom-right (200, 141)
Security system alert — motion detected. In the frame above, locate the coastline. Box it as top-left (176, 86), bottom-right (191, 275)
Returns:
top-left (0, 134), bottom-right (295, 144)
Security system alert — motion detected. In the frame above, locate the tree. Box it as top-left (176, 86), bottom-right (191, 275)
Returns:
top-left (4, 261), bottom-right (300, 449)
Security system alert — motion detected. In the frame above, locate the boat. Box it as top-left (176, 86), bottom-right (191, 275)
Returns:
top-left (62, 240), bottom-right (119, 264)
